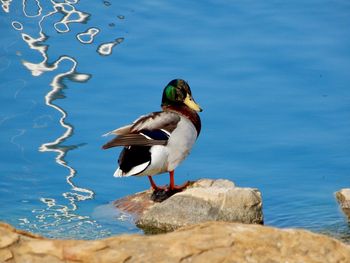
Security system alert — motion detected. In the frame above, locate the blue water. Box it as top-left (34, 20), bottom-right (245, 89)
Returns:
top-left (1, 0), bottom-right (350, 240)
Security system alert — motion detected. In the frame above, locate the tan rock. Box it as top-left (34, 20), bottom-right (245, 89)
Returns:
top-left (137, 179), bottom-right (263, 232)
top-left (336, 189), bottom-right (350, 219)
top-left (0, 228), bottom-right (19, 248)
top-left (114, 179), bottom-right (263, 233)
top-left (0, 248), bottom-right (13, 262)
top-left (1, 221), bottom-right (350, 263)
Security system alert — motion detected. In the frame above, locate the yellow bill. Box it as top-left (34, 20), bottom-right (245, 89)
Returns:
top-left (184, 94), bottom-right (203, 112)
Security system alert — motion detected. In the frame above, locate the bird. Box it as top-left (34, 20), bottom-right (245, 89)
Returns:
top-left (102, 79), bottom-right (202, 192)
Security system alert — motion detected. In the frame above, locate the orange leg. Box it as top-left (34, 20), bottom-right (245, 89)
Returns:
top-left (148, 176), bottom-right (167, 190)
top-left (148, 172), bottom-right (190, 192)
top-left (169, 170), bottom-right (190, 190)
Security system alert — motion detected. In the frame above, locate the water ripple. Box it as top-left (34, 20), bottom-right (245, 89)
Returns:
top-left (3, 0), bottom-right (127, 238)
top-left (22, 0), bottom-right (42, 18)
top-left (1, 0), bottom-right (12, 13)
top-left (77, 27), bottom-right (100, 44)
top-left (10, 0), bottom-right (104, 238)
top-left (10, 128), bottom-right (33, 164)
top-left (11, 21), bottom-right (23, 31)
top-left (53, 2), bottom-right (89, 33)
top-left (97, 37), bottom-right (124, 56)
top-left (0, 56), bottom-right (11, 72)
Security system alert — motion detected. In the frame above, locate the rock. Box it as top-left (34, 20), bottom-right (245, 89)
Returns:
top-left (336, 189), bottom-right (350, 219)
top-left (136, 179), bottom-right (263, 233)
top-left (114, 189), bottom-right (155, 218)
top-left (1, 221), bottom-right (350, 263)
top-left (114, 178), bottom-right (263, 233)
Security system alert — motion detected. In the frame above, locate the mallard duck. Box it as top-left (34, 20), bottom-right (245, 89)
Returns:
top-left (102, 79), bottom-right (202, 192)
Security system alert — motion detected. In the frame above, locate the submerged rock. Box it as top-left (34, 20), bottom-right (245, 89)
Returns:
top-left (1, 221), bottom-right (350, 263)
top-left (114, 178), bottom-right (263, 233)
top-left (336, 188), bottom-right (350, 219)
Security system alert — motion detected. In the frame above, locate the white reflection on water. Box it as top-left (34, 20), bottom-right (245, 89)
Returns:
top-left (2, 0), bottom-right (126, 238)
top-left (97, 37), bottom-right (124, 56)
top-left (77, 27), bottom-right (100, 44)
top-left (53, 1), bottom-right (89, 33)
top-left (39, 57), bottom-right (93, 205)
top-left (22, 0), bottom-right (42, 18)
top-left (11, 21), bottom-right (23, 30)
top-left (0, 0), bottom-right (12, 13)
top-left (14, 0), bottom-right (105, 238)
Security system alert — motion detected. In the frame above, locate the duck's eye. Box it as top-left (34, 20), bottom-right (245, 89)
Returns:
top-left (165, 85), bottom-right (176, 101)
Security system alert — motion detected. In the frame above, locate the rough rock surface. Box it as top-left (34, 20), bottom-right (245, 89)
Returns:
top-left (336, 188), bottom-right (350, 219)
top-left (114, 178), bottom-right (263, 233)
top-left (1, 221), bottom-right (350, 263)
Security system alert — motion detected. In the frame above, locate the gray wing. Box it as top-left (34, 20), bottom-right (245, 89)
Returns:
top-left (130, 111), bottom-right (180, 133)
top-left (102, 111), bottom-right (180, 149)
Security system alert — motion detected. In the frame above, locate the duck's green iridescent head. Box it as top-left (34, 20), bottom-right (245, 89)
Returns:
top-left (161, 79), bottom-right (202, 112)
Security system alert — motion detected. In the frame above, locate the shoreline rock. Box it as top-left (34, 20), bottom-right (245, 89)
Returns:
top-left (114, 178), bottom-right (263, 233)
top-left (1, 221), bottom-right (350, 262)
top-left (336, 188), bottom-right (350, 220)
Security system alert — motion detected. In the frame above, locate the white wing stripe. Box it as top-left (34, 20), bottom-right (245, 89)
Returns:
top-left (139, 132), bottom-right (152, 140)
top-left (160, 129), bottom-right (171, 136)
